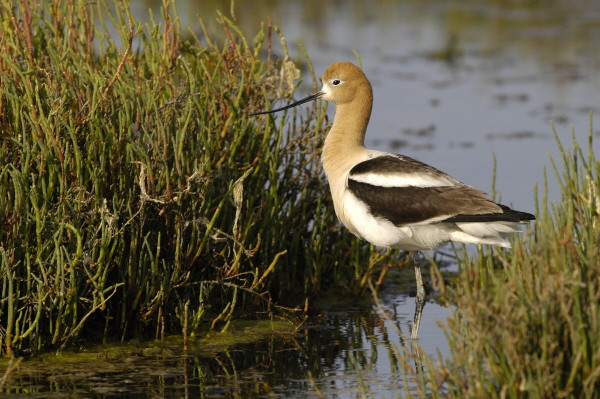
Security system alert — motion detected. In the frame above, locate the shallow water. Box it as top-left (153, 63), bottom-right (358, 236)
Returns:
top-left (5, 1), bottom-right (599, 397)
top-left (178, 0), bottom-right (600, 212)
top-left (0, 275), bottom-right (451, 398)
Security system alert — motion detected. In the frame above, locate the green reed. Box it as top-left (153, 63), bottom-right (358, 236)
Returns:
top-left (0, 0), bottom-right (394, 354)
top-left (403, 120), bottom-right (600, 398)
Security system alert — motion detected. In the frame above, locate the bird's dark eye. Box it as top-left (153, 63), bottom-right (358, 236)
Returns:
top-left (332, 79), bottom-right (341, 85)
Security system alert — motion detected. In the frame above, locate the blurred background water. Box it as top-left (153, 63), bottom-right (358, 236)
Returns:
top-left (5, 1), bottom-right (600, 397)
top-left (134, 0), bottom-right (600, 213)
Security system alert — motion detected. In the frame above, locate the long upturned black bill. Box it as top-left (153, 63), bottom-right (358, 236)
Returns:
top-left (251, 91), bottom-right (324, 115)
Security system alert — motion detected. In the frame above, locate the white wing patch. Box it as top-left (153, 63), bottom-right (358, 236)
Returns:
top-left (349, 172), bottom-right (454, 188)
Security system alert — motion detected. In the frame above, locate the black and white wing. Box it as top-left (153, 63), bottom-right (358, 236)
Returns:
top-left (347, 155), bottom-right (534, 226)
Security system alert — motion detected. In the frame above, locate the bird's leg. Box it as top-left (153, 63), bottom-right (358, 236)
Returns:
top-left (411, 251), bottom-right (426, 340)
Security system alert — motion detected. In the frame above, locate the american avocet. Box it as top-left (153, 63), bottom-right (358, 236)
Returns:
top-left (254, 62), bottom-right (535, 338)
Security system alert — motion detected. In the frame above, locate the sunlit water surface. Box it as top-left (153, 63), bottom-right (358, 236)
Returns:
top-left (1, 286), bottom-right (449, 398)
top-left (5, 1), bottom-right (600, 397)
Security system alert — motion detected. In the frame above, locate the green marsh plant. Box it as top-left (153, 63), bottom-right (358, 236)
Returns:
top-left (0, 0), bottom-right (396, 354)
top-left (404, 121), bottom-right (600, 398)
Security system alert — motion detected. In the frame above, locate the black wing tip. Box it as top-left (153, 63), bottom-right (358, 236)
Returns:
top-left (445, 205), bottom-right (535, 223)
top-left (499, 204), bottom-right (536, 221)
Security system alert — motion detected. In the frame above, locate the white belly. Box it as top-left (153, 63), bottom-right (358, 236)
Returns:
top-left (334, 190), bottom-right (453, 250)
top-left (333, 189), bottom-right (515, 251)
top-left (323, 145), bottom-right (519, 251)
